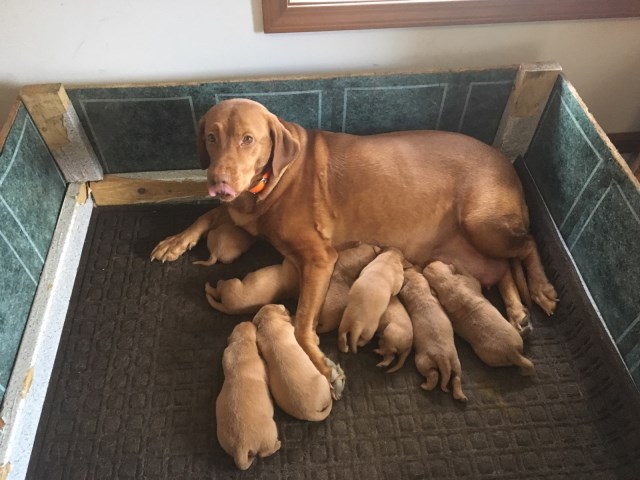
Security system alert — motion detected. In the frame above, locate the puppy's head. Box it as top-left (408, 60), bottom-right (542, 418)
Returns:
top-left (252, 304), bottom-right (291, 329)
top-left (423, 260), bottom-right (456, 282)
top-left (197, 99), bottom-right (300, 202)
top-left (228, 321), bottom-right (257, 344)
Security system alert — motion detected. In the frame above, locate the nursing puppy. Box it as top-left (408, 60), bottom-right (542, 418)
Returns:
top-left (424, 261), bottom-right (535, 375)
top-left (399, 267), bottom-right (467, 402)
top-left (338, 247), bottom-right (405, 353)
top-left (216, 322), bottom-right (280, 470)
top-left (205, 259), bottom-right (299, 315)
top-left (374, 296), bottom-right (413, 373)
top-left (318, 243), bottom-right (381, 333)
top-left (193, 223), bottom-right (255, 266)
top-left (253, 304), bottom-right (333, 420)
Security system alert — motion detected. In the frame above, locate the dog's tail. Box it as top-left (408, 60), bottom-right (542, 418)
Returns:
top-left (438, 360), bottom-right (452, 393)
top-left (205, 290), bottom-right (233, 315)
top-left (349, 324), bottom-right (365, 353)
top-left (510, 258), bottom-right (532, 309)
top-left (193, 254), bottom-right (217, 266)
top-left (386, 349), bottom-right (410, 374)
top-left (509, 351), bottom-right (535, 376)
top-left (234, 449), bottom-right (256, 470)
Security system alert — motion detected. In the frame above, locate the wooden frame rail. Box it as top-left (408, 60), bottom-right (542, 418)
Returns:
top-left (262, 0), bottom-right (640, 33)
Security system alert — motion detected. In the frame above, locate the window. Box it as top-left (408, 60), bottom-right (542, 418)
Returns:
top-left (262, 0), bottom-right (640, 33)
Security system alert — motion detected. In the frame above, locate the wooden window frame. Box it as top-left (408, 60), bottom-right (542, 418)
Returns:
top-left (262, 0), bottom-right (640, 33)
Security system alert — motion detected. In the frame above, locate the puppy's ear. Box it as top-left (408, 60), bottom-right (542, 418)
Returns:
top-left (196, 117), bottom-right (210, 169)
top-left (270, 116), bottom-right (300, 177)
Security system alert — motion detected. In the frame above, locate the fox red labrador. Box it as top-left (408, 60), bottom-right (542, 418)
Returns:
top-left (151, 99), bottom-right (558, 397)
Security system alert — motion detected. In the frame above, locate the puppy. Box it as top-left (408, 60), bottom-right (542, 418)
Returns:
top-left (338, 247), bottom-right (404, 352)
top-left (317, 243), bottom-right (380, 333)
top-left (253, 305), bottom-right (333, 421)
top-left (193, 223), bottom-right (254, 266)
top-left (374, 296), bottom-right (413, 373)
top-left (424, 261), bottom-right (535, 375)
top-left (399, 268), bottom-right (467, 402)
top-left (205, 259), bottom-right (298, 314)
top-left (216, 322), bottom-right (280, 470)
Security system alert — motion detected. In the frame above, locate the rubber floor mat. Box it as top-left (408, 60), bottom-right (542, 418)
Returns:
top-left (28, 169), bottom-right (640, 479)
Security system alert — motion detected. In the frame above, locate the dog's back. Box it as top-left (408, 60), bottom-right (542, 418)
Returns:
top-left (254, 305), bottom-right (332, 421)
top-left (216, 322), bottom-right (280, 469)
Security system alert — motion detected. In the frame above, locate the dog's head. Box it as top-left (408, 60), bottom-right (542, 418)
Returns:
top-left (252, 304), bottom-right (291, 329)
top-left (197, 99), bottom-right (300, 202)
top-left (423, 260), bottom-right (456, 281)
top-left (227, 321), bottom-right (257, 344)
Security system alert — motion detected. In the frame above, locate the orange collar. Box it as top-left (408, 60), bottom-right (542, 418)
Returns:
top-left (248, 170), bottom-right (271, 194)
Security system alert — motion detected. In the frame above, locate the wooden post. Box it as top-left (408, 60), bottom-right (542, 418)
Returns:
top-left (493, 62), bottom-right (562, 161)
top-left (89, 170), bottom-right (210, 206)
top-left (20, 84), bottom-right (103, 182)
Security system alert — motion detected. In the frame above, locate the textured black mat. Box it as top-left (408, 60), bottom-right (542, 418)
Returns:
top-left (28, 170), bottom-right (640, 479)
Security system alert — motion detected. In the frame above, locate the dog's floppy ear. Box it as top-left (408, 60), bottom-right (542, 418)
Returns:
top-left (196, 117), bottom-right (210, 169)
top-left (270, 116), bottom-right (300, 177)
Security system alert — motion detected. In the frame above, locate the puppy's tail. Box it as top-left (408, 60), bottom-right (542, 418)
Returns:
top-left (349, 324), bottom-right (365, 354)
top-left (193, 254), bottom-right (218, 266)
top-left (438, 360), bottom-right (452, 393)
top-left (386, 348), bottom-right (410, 374)
top-left (234, 449), bottom-right (256, 470)
top-left (510, 258), bottom-right (531, 310)
top-left (205, 291), bottom-right (233, 314)
top-left (510, 352), bottom-right (535, 376)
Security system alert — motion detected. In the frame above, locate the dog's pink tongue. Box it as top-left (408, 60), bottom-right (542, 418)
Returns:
top-left (208, 183), bottom-right (237, 198)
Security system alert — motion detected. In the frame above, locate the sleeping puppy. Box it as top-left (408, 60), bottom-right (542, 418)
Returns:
top-left (424, 261), bottom-right (535, 375)
top-left (338, 247), bottom-right (404, 353)
top-left (193, 223), bottom-right (255, 266)
top-left (216, 322), bottom-right (280, 470)
top-left (253, 304), bottom-right (333, 420)
top-left (318, 243), bottom-right (381, 333)
top-left (399, 267), bottom-right (467, 402)
top-left (205, 258), bottom-right (298, 314)
top-left (374, 296), bottom-right (413, 373)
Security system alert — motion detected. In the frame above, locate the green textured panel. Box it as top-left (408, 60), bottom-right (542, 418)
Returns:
top-left (523, 76), bottom-right (640, 384)
top-left (524, 79), bottom-right (606, 228)
top-left (80, 97), bottom-right (198, 173)
top-left (569, 181), bottom-right (640, 341)
top-left (341, 84), bottom-right (446, 134)
top-left (0, 104), bottom-right (66, 401)
top-left (0, 234), bottom-right (37, 391)
top-left (68, 68), bottom-right (516, 173)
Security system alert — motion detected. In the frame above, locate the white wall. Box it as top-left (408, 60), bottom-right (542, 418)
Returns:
top-left (1, 0), bottom-right (639, 133)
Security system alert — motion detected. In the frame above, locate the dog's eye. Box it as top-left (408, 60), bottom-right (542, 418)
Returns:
top-left (242, 135), bottom-right (254, 145)
top-left (206, 134), bottom-right (216, 143)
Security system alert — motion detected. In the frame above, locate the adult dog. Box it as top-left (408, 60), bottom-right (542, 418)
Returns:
top-left (151, 99), bottom-right (558, 395)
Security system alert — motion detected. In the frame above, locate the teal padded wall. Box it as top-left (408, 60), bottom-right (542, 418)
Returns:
top-left (67, 68), bottom-right (517, 174)
top-left (523, 76), bottom-right (640, 387)
top-left (0, 104), bottom-right (67, 403)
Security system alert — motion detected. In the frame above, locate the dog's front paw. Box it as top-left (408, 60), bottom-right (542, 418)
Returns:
top-left (531, 283), bottom-right (559, 316)
top-left (325, 358), bottom-right (346, 400)
top-left (508, 309), bottom-right (533, 338)
top-left (150, 233), bottom-right (198, 262)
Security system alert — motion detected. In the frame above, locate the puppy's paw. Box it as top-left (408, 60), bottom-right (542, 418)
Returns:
top-left (325, 358), bottom-right (346, 400)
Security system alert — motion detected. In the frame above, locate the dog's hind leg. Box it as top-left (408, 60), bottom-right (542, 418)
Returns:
top-left (461, 207), bottom-right (558, 315)
top-left (497, 267), bottom-right (532, 337)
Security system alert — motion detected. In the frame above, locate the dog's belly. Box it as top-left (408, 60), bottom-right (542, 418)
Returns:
top-left (333, 214), bottom-right (506, 287)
